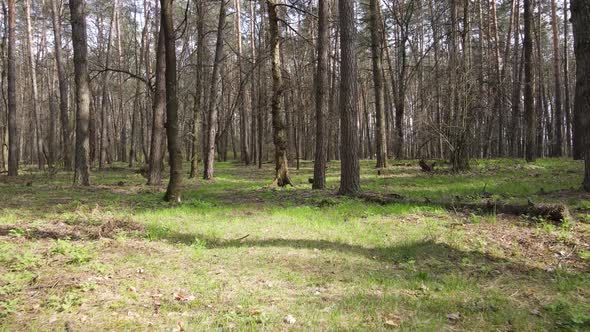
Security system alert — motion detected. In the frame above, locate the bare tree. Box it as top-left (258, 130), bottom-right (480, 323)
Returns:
top-left (50, 0), bottom-right (71, 171)
top-left (161, 0), bottom-right (182, 202)
top-left (6, 0), bottom-right (17, 176)
top-left (550, 0), bottom-right (563, 156)
top-left (369, 0), bottom-right (387, 168)
top-left (70, 0), bottom-right (91, 185)
top-left (267, 0), bottom-right (292, 187)
top-left (524, 0), bottom-right (536, 162)
top-left (571, 0), bottom-right (590, 191)
top-left (147, 28), bottom-right (166, 186)
top-left (203, 0), bottom-right (226, 180)
top-left (338, 0), bottom-right (360, 195)
top-left (312, 0), bottom-right (330, 190)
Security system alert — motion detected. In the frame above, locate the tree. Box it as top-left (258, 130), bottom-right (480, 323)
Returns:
top-left (50, 0), bottom-right (71, 171)
top-left (550, 0), bottom-right (563, 157)
top-left (6, 0), bottom-right (17, 176)
top-left (190, 0), bottom-right (205, 178)
top-left (524, 0), bottom-right (536, 162)
top-left (571, 0), bottom-right (590, 191)
top-left (235, 0), bottom-right (250, 165)
top-left (312, 0), bottom-right (330, 190)
top-left (267, 0), bottom-right (292, 187)
top-left (369, 0), bottom-right (387, 168)
top-left (147, 28), bottom-right (166, 186)
top-left (338, 0), bottom-right (360, 195)
top-left (25, 0), bottom-right (43, 169)
top-left (203, 0), bottom-right (226, 180)
top-left (161, 0), bottom-right (182, 202)
top-left (70, 0), bottom-right (91, 186)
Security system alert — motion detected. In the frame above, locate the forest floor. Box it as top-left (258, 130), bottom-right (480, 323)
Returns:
top-left (1, 158), bottom-right (589, 331)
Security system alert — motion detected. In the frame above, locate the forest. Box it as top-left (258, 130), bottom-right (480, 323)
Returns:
top-left (0, 0), bottom-right (590, 330)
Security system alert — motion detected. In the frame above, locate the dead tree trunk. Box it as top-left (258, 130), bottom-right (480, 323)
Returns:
top-left (147, 28), bottom-right (166, 185)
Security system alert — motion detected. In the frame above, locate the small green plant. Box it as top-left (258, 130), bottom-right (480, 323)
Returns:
top-left (0, 299), bottom-right (19, 318)
top-left (44, 292), bottom-right (86, 312)
top-left (50, 239), bottom-right (92, 264)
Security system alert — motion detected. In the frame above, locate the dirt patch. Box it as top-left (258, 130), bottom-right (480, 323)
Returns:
top-left (459, 217), bottom-right (590, 272)
top-left (0, 218), bottom-right (145, 240)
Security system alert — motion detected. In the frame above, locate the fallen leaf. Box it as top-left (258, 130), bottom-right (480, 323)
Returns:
top-left (283, 314), bottom-right (296, 324)
top-left (447, 313), bottom-right (461, 323)
top-left (250, 309), bottom-right (263, 316)
top-left (174, 290), bottom-right (196, 303)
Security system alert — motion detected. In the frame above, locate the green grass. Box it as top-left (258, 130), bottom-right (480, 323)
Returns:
top-left (0, 158), bottom-right (589, 331)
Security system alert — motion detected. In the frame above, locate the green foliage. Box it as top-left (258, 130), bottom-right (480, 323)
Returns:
top-left (50, 239), bottom-right (93, 264)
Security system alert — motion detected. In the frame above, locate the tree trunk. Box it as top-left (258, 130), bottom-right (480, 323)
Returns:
top-left (147, 29), bottom-right (167, 185)
top-left (6, 0), bottom-right (17, 176)
top-left (550, 0), bottom-right (563, 157)
top-left (235, 0), bottom-right (250, 165)
top-left (564, 0), bottom-right (572, 156)
top-left (70, 0), bottom-right (91, 186)
top-left (204, 0), bottom-right (226, 180)
top-left (267, 0), bottom-right (292, 187)
top-left (571, 0), bottom-right (590, 191)
top-left (312, 0), bottom-right (330, 190)
top-left (190, 0), bottom-right (205, 178)
top-left (338, 0), bottom-right (360, 195)
top-left (50, 0), bottom-right (71, 171)
top-left (370, 0), bottom-right (388, 168)
top-left (25, 0), bottom-right (43, 169)
top-left (161, 0), bottom-right (182, 202)
top-left (524, 0), bottom-right (536, 162)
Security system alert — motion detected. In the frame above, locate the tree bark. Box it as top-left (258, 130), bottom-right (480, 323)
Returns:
top-left (25, 0), bottom-right (43, 169)
top-left (161, 0), bottom-right (182, 202)
top-left (203, 0), bottom-right (226, 180)
top-left (50, 0), bottom-right (71, 171)
top-left (571, 0), bottom-right (590, 191)
top-left (6, 0), bottom-right (17, 176)
top-left (550, 0), bottom-right (564, 156)
top-left (370, 0), bottom-right (388, 168)
top-left (312, 0), bottom-right (330, 190)
top-left (235, 0), bottom-right (250, 165)
top-left (190, 0), bottom-right (205, 178)
top-left (524, 0), bottom-right (536, 162)
top-left (70, 0), bottom-right (91, 186)
top-left (267, 0), bottom-right (292, 187)
top-left (147, 28), bottom-right (166, 185)
top-left (338, 0), bottom-right (361, 195)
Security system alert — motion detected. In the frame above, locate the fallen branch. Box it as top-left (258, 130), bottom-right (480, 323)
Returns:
top-left (357, 193), bottom-right (569, 223)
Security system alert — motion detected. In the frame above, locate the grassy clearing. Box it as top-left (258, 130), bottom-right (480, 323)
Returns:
top-left (1, 159), bottom-right (589, 331)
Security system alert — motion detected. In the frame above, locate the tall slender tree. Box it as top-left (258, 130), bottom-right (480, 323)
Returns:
top-left (571, 0), bottom-right (590, 191)
top-left (147, 28), bottom-right (166, 186)
top-left (369, 0), bottom-right (387, 168)
top-left (267, 0), bottom-right (292, 186)
top-left (70, 0), bottom-right (91, 185)
top-left (50, 0), bottom-right (71, 170)
top-left (161, 0), bottom-right (182, 202)
top-left (338, 0), bottom-right (361, 195)
top-left (203, 0), bottom-right (226, 180)
top-left (6, 0), bottom-right (17, 176)
top-left (550, 0), bottom-right (563, 157)
top-left (312, 0), bottom-right (330, 190)
top-left (524, 0), bottom-right (536, 162)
